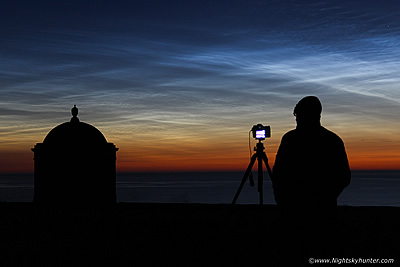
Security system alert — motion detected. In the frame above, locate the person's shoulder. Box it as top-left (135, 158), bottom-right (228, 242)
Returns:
top-left (281, 129), bottom-right (297, 140)
top-left (320, 126), bottom-right (344, 143)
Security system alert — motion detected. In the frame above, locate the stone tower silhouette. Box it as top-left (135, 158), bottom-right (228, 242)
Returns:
top-left (32, 105), bottom-right (118, 205)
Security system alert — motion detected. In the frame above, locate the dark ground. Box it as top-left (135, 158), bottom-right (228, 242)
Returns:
top-left (0, 203), bottom-right (399, 266)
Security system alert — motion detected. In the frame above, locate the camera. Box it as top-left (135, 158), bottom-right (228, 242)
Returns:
top-left (251, 124), bottom-right (271, 140)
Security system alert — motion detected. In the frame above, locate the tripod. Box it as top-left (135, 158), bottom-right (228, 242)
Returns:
top-left (232, 140), bottom-right (273, 205)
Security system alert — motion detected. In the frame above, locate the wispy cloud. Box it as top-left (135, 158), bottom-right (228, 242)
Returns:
top-left (1, 0), bottom-right (400, 170)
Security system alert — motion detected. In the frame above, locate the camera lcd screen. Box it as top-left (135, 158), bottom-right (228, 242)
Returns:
top-left (255, 129), bottom-right (266, 139)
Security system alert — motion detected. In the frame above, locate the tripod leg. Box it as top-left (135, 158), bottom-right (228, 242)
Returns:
top-left (262, 153), bottom-right (274, 183)
top-left (258, 156), bottom-right (263, 205)
top-left (232, 154), bottom-right (257, 204)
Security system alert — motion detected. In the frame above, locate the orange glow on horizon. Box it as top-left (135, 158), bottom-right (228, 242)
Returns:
top-left (1, 150), bottom-right (399, 173)
top-left (1, 133), bottom-right (399, 173)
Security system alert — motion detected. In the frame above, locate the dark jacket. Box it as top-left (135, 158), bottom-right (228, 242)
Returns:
top-left (273, 125), bottom-right (351, 208)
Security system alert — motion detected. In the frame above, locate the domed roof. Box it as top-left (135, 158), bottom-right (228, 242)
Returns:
top-left (43, 105), bottom-right (107, 146)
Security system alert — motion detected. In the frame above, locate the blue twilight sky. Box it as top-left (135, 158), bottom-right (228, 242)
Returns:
top-left (1, 0), bottom-right (400, 171)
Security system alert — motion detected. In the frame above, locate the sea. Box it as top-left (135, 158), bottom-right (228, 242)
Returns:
top-left (0, 171), bottom-right (399, 206)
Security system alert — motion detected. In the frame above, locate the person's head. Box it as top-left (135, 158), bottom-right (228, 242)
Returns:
top-left (293, 96), bottom-right (322, 127)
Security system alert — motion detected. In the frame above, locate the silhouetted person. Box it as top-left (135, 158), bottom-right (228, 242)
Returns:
top-left (272, 96), bottom-right (351, 209)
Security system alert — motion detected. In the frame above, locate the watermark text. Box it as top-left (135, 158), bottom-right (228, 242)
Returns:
top-left (309, 258), bottom-right (395, 264)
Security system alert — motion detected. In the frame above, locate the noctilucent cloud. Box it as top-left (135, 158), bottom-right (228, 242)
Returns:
top-left (1, 0), bottom-right (400, 171)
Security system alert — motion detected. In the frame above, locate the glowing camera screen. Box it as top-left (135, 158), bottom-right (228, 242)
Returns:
top-left (255, 130), bottom-right (267, 139)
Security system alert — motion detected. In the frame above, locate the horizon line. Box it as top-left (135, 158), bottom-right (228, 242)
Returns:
top-left (1, 169), bottom-right (400, 175)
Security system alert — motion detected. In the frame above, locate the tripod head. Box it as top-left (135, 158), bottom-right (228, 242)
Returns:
top-left (254, 140), bottom-right (265, 154)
